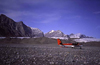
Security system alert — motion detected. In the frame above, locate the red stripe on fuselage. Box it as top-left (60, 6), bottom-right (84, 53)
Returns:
top-left (63, 43), bottom-right (73, 45)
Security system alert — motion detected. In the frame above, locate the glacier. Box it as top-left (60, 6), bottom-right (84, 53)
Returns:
top-left (74, 38), bottom-right (100, 43)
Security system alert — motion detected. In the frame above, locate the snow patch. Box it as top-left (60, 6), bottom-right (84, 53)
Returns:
top-left (49, 37), bottom-right (68, 40)
top-left (49, 30), bottom-right (55, 33)
top-left (74, 38), bottom-right (100, 43)
top-left (70, 33), bottom-right (86, 38)
top-left (0, 37), bottom-right (6, 39)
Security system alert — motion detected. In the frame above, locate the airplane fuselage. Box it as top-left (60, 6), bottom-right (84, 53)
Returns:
top-left (57, 39), bottom-right (82, 49)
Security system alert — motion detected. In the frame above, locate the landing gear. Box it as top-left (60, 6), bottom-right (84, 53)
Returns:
top-left (72, 47), bottom-right (74, 48)
top-left (60, 45), bottom-right (65, 48)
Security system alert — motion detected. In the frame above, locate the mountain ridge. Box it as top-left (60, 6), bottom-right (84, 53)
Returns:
top-left (0, 14), bottom-right (44, 37)
top-left (0, 14), bottom-right (93, 38)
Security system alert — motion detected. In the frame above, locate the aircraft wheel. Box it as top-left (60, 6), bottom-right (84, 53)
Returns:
top-left (72, 47), bottom-right (74, 48)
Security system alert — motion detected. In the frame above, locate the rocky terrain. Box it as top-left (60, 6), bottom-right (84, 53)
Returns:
top-left (0, 43), bottom-right (100, 65)
top-left (0, 38), bottom-right (100, 65)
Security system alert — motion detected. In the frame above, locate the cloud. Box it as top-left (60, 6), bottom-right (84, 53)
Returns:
top-left (0, 0), bottom-right (64, 23)
top-left (0, 0), bottom-right (22, 11)
top-left (0, 8), bottom-right (61, 23)
top-left (65, 15), bottom-right (81, 20)
top-left (0, 0), bottom-right (72, 23)
top-left (40, 16), bottom-right (61, 23)
top-left (93, 11), bottom-right (100, 14)
top-left (31, 12), bottom-right (61, 23)
top-left (20, 0), bottom-right (47, 4)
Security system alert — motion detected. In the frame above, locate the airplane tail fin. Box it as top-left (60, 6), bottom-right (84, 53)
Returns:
top-left (57, 39), bottom-right (62, 45)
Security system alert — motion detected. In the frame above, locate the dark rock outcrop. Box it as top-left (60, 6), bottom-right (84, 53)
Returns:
top-left (0, 14), bottom-right (44, 37)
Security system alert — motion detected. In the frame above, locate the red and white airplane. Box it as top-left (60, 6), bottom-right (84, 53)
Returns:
top-left (57, 39), bottom-right (82, 49)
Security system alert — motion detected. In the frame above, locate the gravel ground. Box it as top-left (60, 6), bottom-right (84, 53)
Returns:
top-left (0, 44), bottom-right (100, 65)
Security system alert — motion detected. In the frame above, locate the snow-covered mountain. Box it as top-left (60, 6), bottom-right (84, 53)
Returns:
top-left (45, 30), bottom-right (64, 37)
top-left (0, 14), bottom-right (99, 42)
top-left (30, 27), bottom-right (44, 37)
top-left (44, 30), bottom-right (69, 39)
top-left (69, 33), bottom-right (88, 38)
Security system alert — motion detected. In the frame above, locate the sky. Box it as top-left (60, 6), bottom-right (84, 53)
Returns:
top-left (0, 0), bottom-right (100, 38)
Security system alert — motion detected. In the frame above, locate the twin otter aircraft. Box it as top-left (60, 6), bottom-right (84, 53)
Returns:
top-left (57, 39), bottom-right (82, 49)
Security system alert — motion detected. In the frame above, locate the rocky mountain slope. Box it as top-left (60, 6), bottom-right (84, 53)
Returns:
top-left (44, 30), bottom-right (69, 39)
top-left (69, 33), bottom-right (87, 38)
top-left (0, 14), bottom-right (94, 39)
top-left (31, 27), bottom-right (44, 37)
top-left (45, 30), bottom-right (64, 37)
top-left (69, 33), bottom-right (93, 38)
top-left (44, 30), bottom-right (92, 39)
top-left (0, 14), bottom-right (44, 37)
